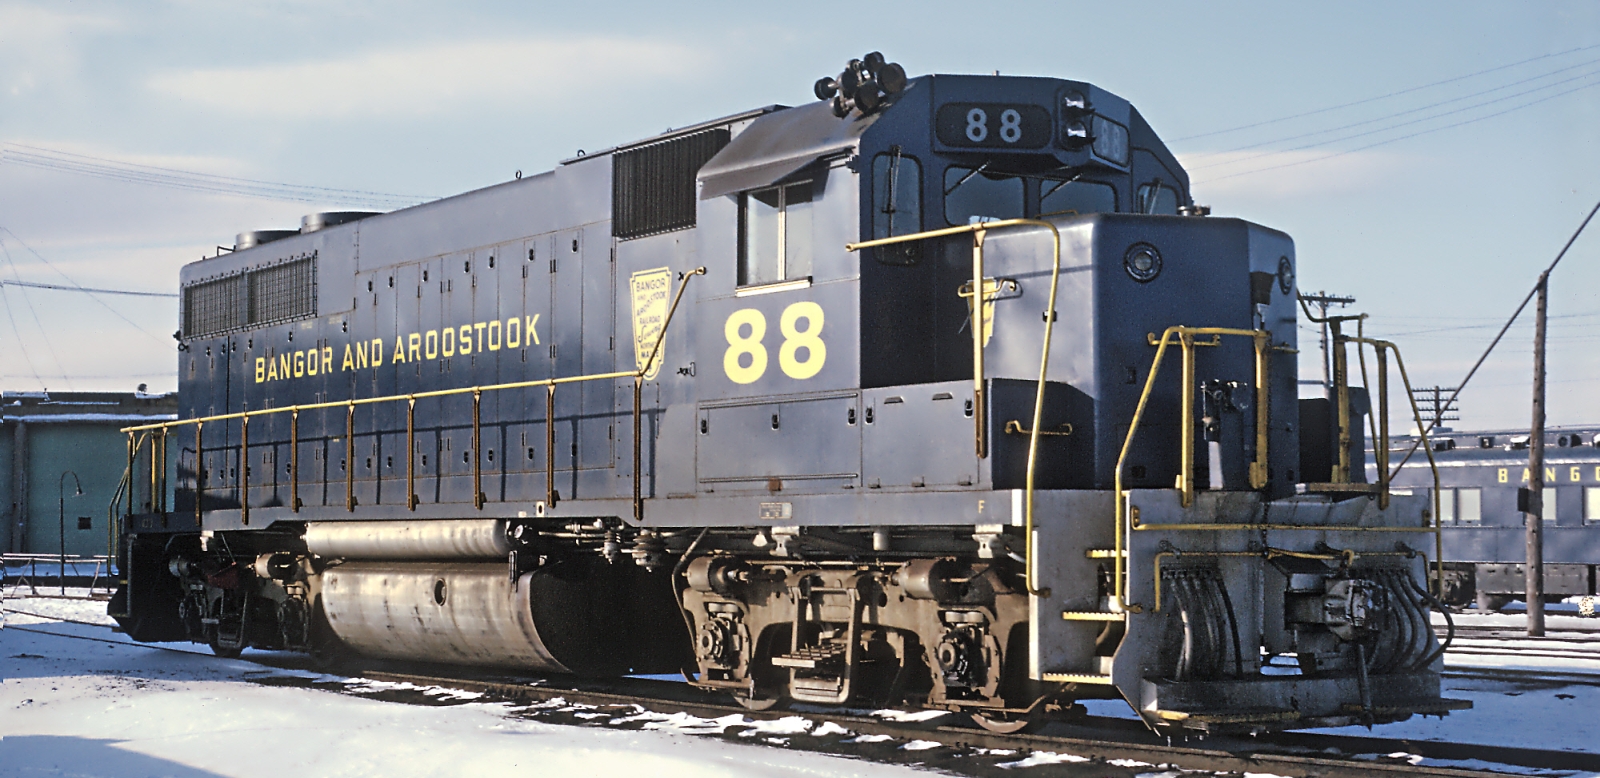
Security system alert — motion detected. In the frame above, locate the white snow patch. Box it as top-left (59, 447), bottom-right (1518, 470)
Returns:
top-left (900, 740), bottom-right (942, 751)
top-left (870, 708), bottom-right (950, 722)
top-left (812, 721), bottom-right (851, 737)
top-left (997, 751), bottom-right (1091, 768)
top-left (1109, 758), bottom-right (1157, 767)
top-left (848, 733), bottom-right (895, 743)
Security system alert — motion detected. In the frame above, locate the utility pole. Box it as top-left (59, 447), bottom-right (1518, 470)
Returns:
top-left (1409, 386), bottom-right (1460, 433)
top-left (1525, 272), bottom-right (1549, 637)
top-left (1300, 292), bottom-right (1357, 390)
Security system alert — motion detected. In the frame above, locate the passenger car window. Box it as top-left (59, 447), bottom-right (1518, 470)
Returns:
top-left (944, 166), bottom-right (1023, 226)
top-left (1040, 180), bottom-right (1116, 216)
top-left (740, 181), bottom-right (813, 286)
top-left (1458, 488), bottom-right (1482, 525)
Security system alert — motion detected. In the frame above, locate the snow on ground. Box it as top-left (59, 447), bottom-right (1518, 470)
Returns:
top-left (0, 592), bottom-right (935, 778)
top-left (5, 590), bottom-right (1600, 776)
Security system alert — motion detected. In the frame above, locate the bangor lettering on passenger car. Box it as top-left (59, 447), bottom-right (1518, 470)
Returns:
top-left (114, 54), bottom-right (1467, 734)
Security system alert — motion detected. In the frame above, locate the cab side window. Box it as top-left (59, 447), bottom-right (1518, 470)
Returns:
top-left (1136, 180), bottom-right (1180, 215)
top-left (872, 150), bottom-right (921, 264)
top-left (740, 180), bottom-right (814, 286)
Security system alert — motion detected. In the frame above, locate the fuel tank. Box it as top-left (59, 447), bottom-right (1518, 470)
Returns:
top-left (305, 520), bottom-right (512, 559)
top-left (318, 557), bottom-right (687, 675)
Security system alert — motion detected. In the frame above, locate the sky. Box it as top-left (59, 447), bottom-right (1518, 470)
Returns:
top-left (0, 1), bottom-right (1597, 430)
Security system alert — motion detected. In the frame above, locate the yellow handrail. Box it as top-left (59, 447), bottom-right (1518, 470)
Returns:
top-left (1345, 336), bottom-right (1444, 595)
top-left (1112, 326), bottom-right (1270, 609)
top-left (124, 267), bottom-right (707, 524)
top-left (848, 219), bottom-right (1060, 597)
top-left (1115, 327), bottom-right (1444, 604)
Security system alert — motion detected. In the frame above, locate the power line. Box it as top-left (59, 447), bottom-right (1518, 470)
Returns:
top-left (0, 240), bottom-right (71, 389)
top-left (0, 279), bottom-right (175, 298)
top-left (1195, 77), bottom-right (1600, 184)
top-left (1187, 59), bottom-right (1600, 170)
top-left (0, 142), bottom-right (437, 210)
top-left (0, 283), bottom-right (45, 389)
top-left (0, 226), bottom-right (167, 343)
top-left (1392, 198), bottom-right (1600, 469)
top-left (1172, 41), bottom-right (1600, 142)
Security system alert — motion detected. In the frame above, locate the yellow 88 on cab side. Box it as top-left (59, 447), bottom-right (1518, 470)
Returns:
top-left (722, 302), bottom-right (826, 384)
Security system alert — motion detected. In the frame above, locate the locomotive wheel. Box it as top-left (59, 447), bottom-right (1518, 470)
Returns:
top-left (209, 641), bottom-right (243, 659)
top-left (970, 708), bottom-right (1040, 734)
top-left (733, 694), bottom-right (783, 712)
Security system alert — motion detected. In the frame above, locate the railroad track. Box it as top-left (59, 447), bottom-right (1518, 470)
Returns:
top-left (9, 606), bottom-right (1598, 777)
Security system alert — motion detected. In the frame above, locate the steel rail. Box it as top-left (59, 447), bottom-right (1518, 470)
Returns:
top-left (345, 668), bottom-right (1565, 777)
top-left (6, 605), bottom-right (1585, 775)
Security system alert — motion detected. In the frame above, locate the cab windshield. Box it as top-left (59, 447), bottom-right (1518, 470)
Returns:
top-left (940, 165), bottom-right (1118, 225)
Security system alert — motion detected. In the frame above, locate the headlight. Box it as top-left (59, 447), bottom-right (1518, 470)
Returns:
top-left (1091, 116), bottom-right (1128, 166)
top-left (1124, 243), bottom-right (1162, 283)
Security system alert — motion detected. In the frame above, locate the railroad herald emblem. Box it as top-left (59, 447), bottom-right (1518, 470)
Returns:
top-left (629, 267), bottom-right (672, 381)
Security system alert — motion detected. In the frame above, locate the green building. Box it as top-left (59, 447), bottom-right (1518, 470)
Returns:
top-left (2, 390), bottom-right (177, 557)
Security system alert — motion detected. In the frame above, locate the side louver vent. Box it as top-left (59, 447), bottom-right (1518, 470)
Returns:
top-left (613, 129), bottom-right (730, 241)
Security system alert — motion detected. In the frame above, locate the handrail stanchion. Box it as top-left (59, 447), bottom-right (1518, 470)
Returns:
top-left (406, 397), bottom-right (418, 511)
top-left (971, 230), bottom-right (988, 460)
top-left (290, 409), bottom-right (300, 513)
top-left (472, 389), bottom-right (484, 510)
top-left (195, 422), bottom-right (203, 526)
top-left (1179, 330), bottom-right (1196, 508)
top-left (345, 402), bottom-right (355, 512)
top-left (633, 376), bottom-right (643, 522)
top-left (1375, 346), bottom-right (1390, 510)
top-left (545, 385), bottom-right (556, 506)
top-left (632, 266), bottom-right (705, 523)
top-left (1332, 320), bottom-right (1351, 483)
top-left (125, 432), bottom-right (136, 522)
top-left (239, 416), bottom-right (249, 526)
top-left (149, 428), bottom-right (160, 514)
top-left (1249, 332), bottom-right (1270, 489)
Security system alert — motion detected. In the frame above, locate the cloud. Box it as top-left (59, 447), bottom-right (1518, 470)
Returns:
top-left (0, 5), bottom-right (121, 96)
top-left (147, 36), bottom-right (712, 119)
top-left (1180, 149), bottom-right (1411, 200)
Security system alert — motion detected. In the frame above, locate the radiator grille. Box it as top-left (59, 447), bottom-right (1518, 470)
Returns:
top-left (182, 255), bottom-right (317, 339)
top-left (182, 275), bottom-right (246, 339)
top-left (248, 257), bottom-right (316, 326)
top-left (613, 129), bottom-right (729, 240)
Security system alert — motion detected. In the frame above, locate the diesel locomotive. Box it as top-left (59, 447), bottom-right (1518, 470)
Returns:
top-left (112, 55), bottom-right (1465, 733)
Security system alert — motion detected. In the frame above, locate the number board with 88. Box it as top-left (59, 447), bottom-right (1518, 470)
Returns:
top-left (934, 103), bottom-right (1051, 149)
